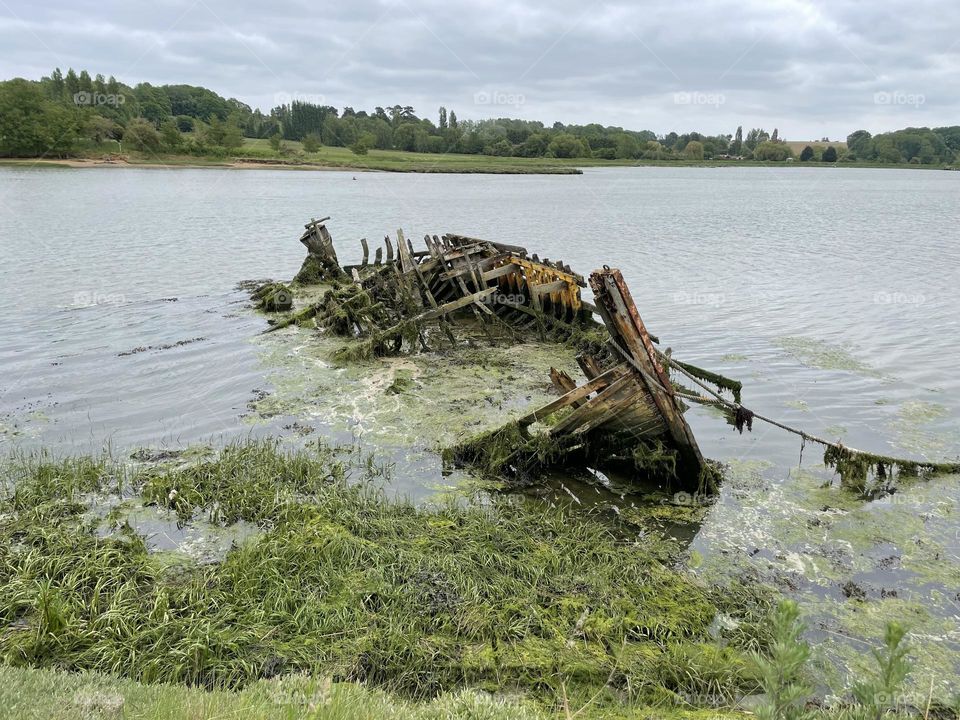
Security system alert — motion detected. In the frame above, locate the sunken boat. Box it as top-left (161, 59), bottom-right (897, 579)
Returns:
top-left (251, 217), bottom-right (744, 494)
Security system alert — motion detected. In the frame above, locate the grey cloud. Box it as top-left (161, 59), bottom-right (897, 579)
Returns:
top-left (0, 0), bottom-right (957, 138)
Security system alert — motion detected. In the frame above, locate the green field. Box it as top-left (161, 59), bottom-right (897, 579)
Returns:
top-left (0, 664), bottom-right (760, 720)
top-left (232, 138), bottom-right (588, 173)
top-left (2, 136), bottom-right (953, 174)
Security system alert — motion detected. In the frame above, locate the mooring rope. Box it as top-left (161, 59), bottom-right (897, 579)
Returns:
top-left (665, 356), bottom-right (960, 476)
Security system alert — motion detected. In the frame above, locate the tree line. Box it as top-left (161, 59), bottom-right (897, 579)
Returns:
top-left (1, 67), bottom-right (958, 166)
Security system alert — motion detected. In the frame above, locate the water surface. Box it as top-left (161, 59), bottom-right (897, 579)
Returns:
top-left (1, 164), bottom-right (958, 691)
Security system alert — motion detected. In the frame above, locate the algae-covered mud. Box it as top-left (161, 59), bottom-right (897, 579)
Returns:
top-left (249, 317), bottom-right (581, 497)
top-left (690, 458), bottom-right (960, 697)
top-left (675, 334), bottom-right (960, 700)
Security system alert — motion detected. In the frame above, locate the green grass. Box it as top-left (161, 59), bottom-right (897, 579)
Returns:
top-left (0, 440), bottom-right (772, 716)
top-left (226, 140), bottom-right (591, 173)
top-left (0, 664), bottom-right (766, 720)
top-left (0, 664), bottom-right (549, 720)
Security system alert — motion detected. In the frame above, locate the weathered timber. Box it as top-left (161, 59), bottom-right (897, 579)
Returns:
top-left (296, 217), bottom-right (345, 283)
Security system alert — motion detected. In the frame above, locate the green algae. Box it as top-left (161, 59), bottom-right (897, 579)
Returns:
top-left (775, 336), bottom-right (882, 378)
top-left (669, 358), bottom-right (743, 403)
top-left (690, 455), bottom-right (960, 699)
top-left (251, 326), bottom-right (578, 452)
top-left (824, 425), bottom-right (847, 438)
top-left (251, 282), bottom-right (294, 312)
top-left (887, 400), bottom-right (955, 456)
top-left (293, 253), bottom-right (343, 285)
top-left (385, 368), bottom-right (415, 395)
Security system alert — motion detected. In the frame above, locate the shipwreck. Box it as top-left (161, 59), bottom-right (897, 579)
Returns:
top-left (253, 217), bottom-right (960, 497)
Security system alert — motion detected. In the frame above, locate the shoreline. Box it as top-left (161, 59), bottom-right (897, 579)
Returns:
top-left (0, 156), bottom-right (368, 172)
top-left (1, 154), bottom-right (953, 174)
top-left (0, 156), bottom-right (583, 174)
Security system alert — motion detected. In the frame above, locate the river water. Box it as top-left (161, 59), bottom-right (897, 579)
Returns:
top-left (1, 164), bottom-right (959, 692)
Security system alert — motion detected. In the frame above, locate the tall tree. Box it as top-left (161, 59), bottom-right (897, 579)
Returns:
top-left (78, 70), bottom-right (93, 92)
top-left (0, 79), bottom-right (80, 157)
top-left (449, 110), bottom-right (458, 129)
top-left (49, 68), bottom-right (65, 100)
top-left (731, 125), bottom-right (743, 154)
top-left (438, 106), bottom-right (447, 130)
top-left (64, 69), bottom-right (79, 98)
top-left (846, 130), bottom-right (873, 159)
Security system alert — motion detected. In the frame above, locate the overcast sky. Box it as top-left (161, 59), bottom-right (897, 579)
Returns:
top-left (1, 0), bottom-right (957, 140)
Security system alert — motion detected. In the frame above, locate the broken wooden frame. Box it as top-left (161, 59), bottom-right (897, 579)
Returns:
top-left (286, 218), bottom-right (722, 491)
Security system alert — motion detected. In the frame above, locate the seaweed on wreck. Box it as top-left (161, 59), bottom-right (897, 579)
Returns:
top-left (823, 444), bottom-right (932, 491)
top-left (670, 358), bottom-right (743, 404)
top-left (250, 282), bottom-right (293, 312)
top-left (449, 421), bottom-right (569, 484)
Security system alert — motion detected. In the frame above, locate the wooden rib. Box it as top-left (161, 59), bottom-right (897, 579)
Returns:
top-left (396, 228), bottom-right (413, 273)
top-left (517, 364), bottom-right (625, 427)
top-left (548, 374), bottom-right (638, 436)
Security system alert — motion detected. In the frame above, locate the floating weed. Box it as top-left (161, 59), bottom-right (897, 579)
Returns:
top-left (775, 337), bottom-right (881, 378)
top-left (886, 400), bottom-right (954, 456)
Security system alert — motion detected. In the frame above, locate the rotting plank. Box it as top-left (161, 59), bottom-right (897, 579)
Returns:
top-left (518, 364), bottom-right (625, 427)
top-left (547, 374), bottom-right (638, 437)
top-left (397, 228), bottom-right (413, 274)
top-left (591, 268), bottom-right (705, 477)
